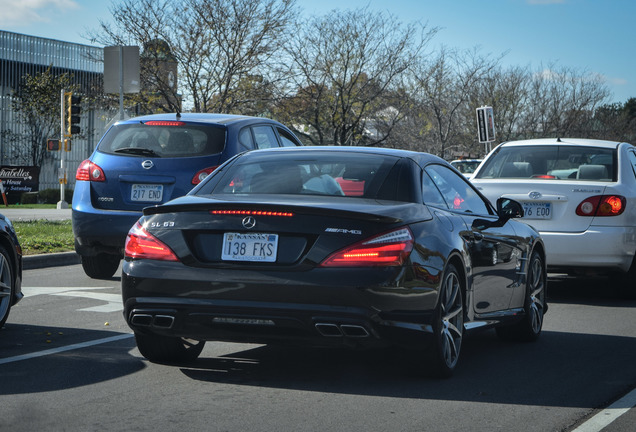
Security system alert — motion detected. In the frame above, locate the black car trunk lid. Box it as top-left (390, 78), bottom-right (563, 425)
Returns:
top-left (143, 196), bottom-right (431, 267)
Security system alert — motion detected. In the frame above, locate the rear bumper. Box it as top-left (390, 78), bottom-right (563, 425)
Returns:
top-left (541, 226), bottom-right (636, 273)
top-left (121, 260), bottom-right (439, 349)
top-left (123, 299), bottom-right (423, 349)
top-left (72, 196), bottom-right (141, 256)
top-left (123, 299), bottom-right (434, 350)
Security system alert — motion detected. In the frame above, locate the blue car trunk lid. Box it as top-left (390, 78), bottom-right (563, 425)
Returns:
top-left (89, 153), bottom-right (221, 211)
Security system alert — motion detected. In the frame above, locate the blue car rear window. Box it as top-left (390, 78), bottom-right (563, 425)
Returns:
top-left (97, 123), bottom-right (226, 158)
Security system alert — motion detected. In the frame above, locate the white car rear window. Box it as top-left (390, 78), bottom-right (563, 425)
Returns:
top-left (475, 145), bottom-right (615, 181)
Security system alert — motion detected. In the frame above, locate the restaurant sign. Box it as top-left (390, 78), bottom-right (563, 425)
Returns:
top-left (0, 166), bottom-right (40, 202)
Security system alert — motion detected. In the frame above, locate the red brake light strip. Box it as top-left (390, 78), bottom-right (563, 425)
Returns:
top-left (210, 210), bottom-right (294, 217)
top-left (144, 121), bottom-right (185, 126)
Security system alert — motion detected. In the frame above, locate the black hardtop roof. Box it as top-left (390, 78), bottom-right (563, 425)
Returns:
top-left (243, 145), bottom-right (446, 165)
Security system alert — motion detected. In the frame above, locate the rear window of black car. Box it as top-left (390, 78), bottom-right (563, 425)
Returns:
top-left (97, 122), bottom-right (226, 158)
top-left (475, 145), bottom-right (616, 181)
top-left (197, 152), bottom-right (417, 202)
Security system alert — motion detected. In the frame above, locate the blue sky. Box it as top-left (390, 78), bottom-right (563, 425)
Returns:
top-left (0, 0), bottom-right (633, 104)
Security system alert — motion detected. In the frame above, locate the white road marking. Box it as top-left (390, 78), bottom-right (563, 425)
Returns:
top-left (24, 286), bottom-right (114, 295)
top-left (571, 387), bottom-right (636, 432)
top-left (0, 333), bottom-right (134, 365)
top-left (23, 286), bottom-right (122, 313)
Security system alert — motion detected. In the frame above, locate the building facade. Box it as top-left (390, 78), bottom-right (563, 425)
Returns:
top-left (0, 30), bottom-right (110, 198)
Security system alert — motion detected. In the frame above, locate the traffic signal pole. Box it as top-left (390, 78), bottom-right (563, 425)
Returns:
top-left (58, 88), bottom-right (67, 209)
top-left (58, 90), bottom-right (81, 209)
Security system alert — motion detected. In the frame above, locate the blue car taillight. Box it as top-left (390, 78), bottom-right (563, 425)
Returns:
top-left (76, 159), bottom-right (106, 182)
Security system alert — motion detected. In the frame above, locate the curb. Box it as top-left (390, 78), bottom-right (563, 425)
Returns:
top-left (23, 251), bottom-right (81, 270)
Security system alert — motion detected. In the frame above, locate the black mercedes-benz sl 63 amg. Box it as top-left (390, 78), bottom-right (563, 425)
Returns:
top-left (122, 146), bottom-right (547, 377)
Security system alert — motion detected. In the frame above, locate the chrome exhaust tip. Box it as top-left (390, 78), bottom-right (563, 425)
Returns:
top-left (315, 323), bottom-right (343, 337)
top-left (130, 313), bottom-right (153, 326)
top-left (340, 324), bottom-right (370, 337)
top-left (153, 315), bottom-right (175, 329)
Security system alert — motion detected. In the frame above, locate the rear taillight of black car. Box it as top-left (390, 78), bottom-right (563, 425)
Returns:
top-left (125, 222), bottom-right (179, 261)
top-left (320, 227), bottom-right (414, 267)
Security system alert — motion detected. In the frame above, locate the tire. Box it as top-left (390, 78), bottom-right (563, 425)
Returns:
top-left (80, 253), bottom-right (121, 279)
top-left (612, 257), bottom-right (636, 300)
top-left (0, 245), bottom-right (14, 329)
top-left (135, 332), bottom-right (205, 364)
top-left (430, 263), bottom-right (464, 378)
top-left (496, 251), bottom-right (546, 342)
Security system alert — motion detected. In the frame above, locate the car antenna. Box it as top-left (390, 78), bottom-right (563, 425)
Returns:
top-left (556, 137), bottom-right (562, 142)
top-left (176, 111), bottom-right (181, 120)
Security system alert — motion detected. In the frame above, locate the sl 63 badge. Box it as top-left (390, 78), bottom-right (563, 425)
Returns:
top-left (149, 221), bottom-right (175, 228)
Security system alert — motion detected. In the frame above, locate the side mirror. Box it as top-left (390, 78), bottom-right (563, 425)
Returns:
top-left (497, 198), bottom-right (524, 219)
top-left (472, 198), bottom-right (524, 231)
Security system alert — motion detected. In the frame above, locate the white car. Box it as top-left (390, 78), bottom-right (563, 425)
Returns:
top-left (450, 159), bottom-right (482, 177)
top-left (471, 138), bottom-right (636, 298)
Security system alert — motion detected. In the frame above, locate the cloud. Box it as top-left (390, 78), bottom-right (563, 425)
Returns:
top-left (536, 68), bottom-right (560, 81)
top-left (606, 77), bottom-right (628, 86)
top-left (0, 0), bottom-right (79, 26)
top-left (527, 0), bottom-right (566, 4)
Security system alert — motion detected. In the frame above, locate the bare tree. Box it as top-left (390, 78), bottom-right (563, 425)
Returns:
top-left (463, 62), bottom-right (613, 154)
top-left (279, 7), bottom-right (437, 146)
top-left (516, 64), bottom-right (610, 139)
top-left (1, 67), bottom-right (75, 166)
top-left (593, 99), bottom-right (636, 142)
top-left (88, 0), bottom-right (297, 114)
top-left (409, 46), bottom-right (501, 159)
top-left (469, 65), bottom-right (531, 143)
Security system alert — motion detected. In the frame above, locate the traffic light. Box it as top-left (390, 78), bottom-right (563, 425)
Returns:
top-left (65, 92), bottom-right (81, 136)
top-left (47, 139), bottom-right (60, 151)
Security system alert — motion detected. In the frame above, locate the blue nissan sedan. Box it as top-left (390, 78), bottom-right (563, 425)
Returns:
top-left (72, 113), bottom-right (302, 278)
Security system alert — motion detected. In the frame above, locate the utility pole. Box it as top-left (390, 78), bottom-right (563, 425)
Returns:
top-left (58, 90), bottom-right (81, 209)
top-left (58, 88), bottom-right (67, 209)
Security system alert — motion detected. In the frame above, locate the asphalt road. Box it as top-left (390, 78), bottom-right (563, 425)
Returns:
top-left (0, 207), bottom-right (72, 221)
top-left (1, 263), bottom-right (635, 432)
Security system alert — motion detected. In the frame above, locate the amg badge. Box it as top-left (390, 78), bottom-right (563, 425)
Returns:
top-left (325, 228), bottom-right (362, 235)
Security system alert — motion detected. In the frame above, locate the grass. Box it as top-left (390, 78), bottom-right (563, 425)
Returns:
top-left (13, 219), bottom-right (75, 255)
top-left (7, 204), bottom-right (57, 209)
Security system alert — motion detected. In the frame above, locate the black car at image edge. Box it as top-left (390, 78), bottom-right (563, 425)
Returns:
top-left (121, 146), bottom-right (547, 377)
top-left (0, 213), bottom-right (23, 329)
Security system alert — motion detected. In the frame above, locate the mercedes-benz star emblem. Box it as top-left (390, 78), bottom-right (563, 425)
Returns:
top-left (142, 160), bottom-right (154, 169)
top-left (242, 216), bottom-right (256, 229)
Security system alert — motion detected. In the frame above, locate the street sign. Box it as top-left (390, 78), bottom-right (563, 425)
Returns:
top-left (476, 106), bottom-right (495, 143)
top-left (104, 46), bottom-right (140, 94)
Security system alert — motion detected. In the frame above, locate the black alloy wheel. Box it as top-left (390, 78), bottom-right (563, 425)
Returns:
top-left (135, 332), bottom-right (206, 364)
top-left (496, 250), bottom-right (546, 342)
top-left (0, 245), bottom-right (14, 329)
top-left (431, 263), bottom-right (464, 378)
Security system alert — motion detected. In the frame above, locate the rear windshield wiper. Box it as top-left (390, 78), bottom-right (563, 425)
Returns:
top-left (113, 147), bottom-right (160, 157)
